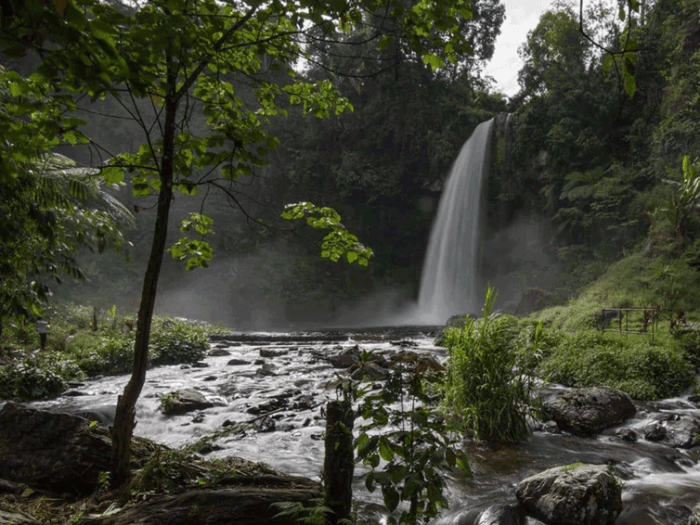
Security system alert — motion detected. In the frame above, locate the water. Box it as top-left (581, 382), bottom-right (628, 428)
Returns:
top-left (25, 328), bottom-right (700, 524)
top-left (415, 119), bottom-right (495, 325)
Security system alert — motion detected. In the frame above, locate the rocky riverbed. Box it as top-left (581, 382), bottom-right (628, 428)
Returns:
top-left (3, 327), bottom-right (700, 524)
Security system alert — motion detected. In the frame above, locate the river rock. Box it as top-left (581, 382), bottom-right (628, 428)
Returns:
top-left (515, 463), bottom-right (622, 525)
top-left (329, 345), bottom-right (360, 368)
top-left (688, 502), bottom-right (700, 525)
top-left (644, 421), bottom-right (666, 441)
top-left (75, 476), bottom-right (322, 525)
top-left (209, 348), bottom-right (231, 356)
top-left (0, 402), bottom-right (112, 494)
top-left (543, 387), bottom-right (636, 437)
top-left (159, 388), bottom-right (228, 415)
top-left (666, 417), bottom-right (700, 448)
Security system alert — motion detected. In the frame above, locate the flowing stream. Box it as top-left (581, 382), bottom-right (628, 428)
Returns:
top-left (27, 328), bottom-right (700, 524)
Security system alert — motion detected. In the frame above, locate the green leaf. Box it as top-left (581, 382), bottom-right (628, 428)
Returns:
top-left (382, 486), bottom-right (400, 512)
top-left (379, 436), bottom-right (394, 462)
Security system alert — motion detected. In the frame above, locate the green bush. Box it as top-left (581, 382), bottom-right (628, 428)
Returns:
top-left (442, 287), bottom-right (537, 443)
top-left (534, 329), bottom-right (694, 400)
top-left (0, 362), bottom-right (66, 400)
top-left (149, 319), bottom-right (209, 366)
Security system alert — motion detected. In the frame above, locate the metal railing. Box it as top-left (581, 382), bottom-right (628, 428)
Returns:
top-left (599, 307), bottom-right (659, 341)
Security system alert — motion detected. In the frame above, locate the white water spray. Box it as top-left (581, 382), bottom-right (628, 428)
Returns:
top-left (413, 118), bottom-right (495, 324)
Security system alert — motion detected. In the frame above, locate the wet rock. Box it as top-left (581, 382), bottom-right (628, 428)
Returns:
top-left (616, 428), bottom-right (638, 442)
top-left (476, 504), bottom-right (526, 525)
top-left (62, 389), bottom-right (88, 397)
top-left (192, 412), bottom-right (206, 424)
top-left (256, 363), bottom-right (277, 376)
top-left (328, 345), bottom-right (360, 368)
top-left (644, 421), bottom-right (666, 441)
top-left (227, 358), bottom-right (248, 366)
top-left (668, 417), bottom-right (700, 448)
top-left (254, 418), bottom-right (276, 433)
top-left (543, 387), bottom-right (636, 437)
top-left (293, 395), bottom-right (316, 410)
top-left (209, 348), bottom-right (231, 356)
top-left (192, 362), bottom-right (209, 368)
top-left (542, 421), bottom-right (560, 434)
top-left (247, 398), bottom-right (286, 415)
top-left (0, 402), bottom-right (112, 494)
top-left (159, 388), bottom-right (228, 415)
top-left (259, 348), bottom-right (288, 358)
top-left (203, 375), bottom-right (217, 381)
top-left (390, 339), bottom-right (418, 347)
top-left (515, 463), bottom-right (622, 525)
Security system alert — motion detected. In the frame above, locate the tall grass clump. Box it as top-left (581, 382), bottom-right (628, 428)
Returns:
top-left (442, 287), bottom-right (536, 443)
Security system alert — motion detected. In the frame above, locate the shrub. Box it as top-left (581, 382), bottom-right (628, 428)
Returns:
top-left (442, 287), bottom-right (537, 443)
top-left (534, 330), bottom-right (694, 400)
top-left (149, 319), bottom-right (209, 366)
top-left (0, 362), bottom-right (66, 400)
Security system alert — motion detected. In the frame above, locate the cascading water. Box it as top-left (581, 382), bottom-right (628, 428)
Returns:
top-left (415, 118), bottom-right (494, 324)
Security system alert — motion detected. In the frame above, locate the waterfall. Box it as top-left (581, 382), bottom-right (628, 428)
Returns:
top-left (416, 118), bottom-right (495, 324)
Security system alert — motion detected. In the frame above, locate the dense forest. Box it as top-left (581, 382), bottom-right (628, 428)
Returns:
top-left (32, 0), bottom-right (697, 331)
top-left (2, 0), bottom-right (700, 330)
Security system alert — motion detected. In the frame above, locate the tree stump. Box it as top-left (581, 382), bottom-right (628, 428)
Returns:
top-left (323, 400), bottom-right (354, 525)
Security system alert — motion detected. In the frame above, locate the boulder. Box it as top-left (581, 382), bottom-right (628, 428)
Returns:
top-left (0, 402), bottom-right (112, 494)
top-left (328, 345), bottom-right (360, 369)
top-left (543, 387), bottom-right (636, 437)
top-left (159, 388), bottom-right (227, 415)
top-left (515, 463), bottom-right (622, 525)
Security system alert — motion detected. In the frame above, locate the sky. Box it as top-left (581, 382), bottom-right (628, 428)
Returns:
top-left (482, 0), bottom-right (554, 97)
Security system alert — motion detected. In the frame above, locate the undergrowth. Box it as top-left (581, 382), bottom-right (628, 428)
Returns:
top-left (0, 303), bottom-right (225, 401)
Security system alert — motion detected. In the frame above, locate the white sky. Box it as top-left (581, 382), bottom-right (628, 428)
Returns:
top-left (482, 0), bottom-right (554, 97)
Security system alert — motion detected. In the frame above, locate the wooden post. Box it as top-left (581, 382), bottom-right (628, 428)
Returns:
top-left (324, 400), bottom-right (354, 525)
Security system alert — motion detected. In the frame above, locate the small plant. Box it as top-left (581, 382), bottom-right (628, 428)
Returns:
top-left (271, 499), bottom-right (334, 525)
top-left (131, 448), bottom-right (204, 493)
top-left (355, 364), bottom-right (468, 525)
top-left (0, 362), bottom-right (66, 400)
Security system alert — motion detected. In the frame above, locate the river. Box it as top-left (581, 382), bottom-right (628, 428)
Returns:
top-left (27, 327), bottom-right (700, 525)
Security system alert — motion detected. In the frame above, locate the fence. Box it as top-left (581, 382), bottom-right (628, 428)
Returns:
top-left (599, 307), bottom-right (659, 341)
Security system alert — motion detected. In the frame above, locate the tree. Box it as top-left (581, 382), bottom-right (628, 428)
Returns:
top-left (0, 0), bottom-right (480, 487)
top-left (0, 66), bottom-right (131, 336)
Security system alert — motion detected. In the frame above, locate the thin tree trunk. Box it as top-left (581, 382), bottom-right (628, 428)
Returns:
top-left (110, 77), bottom-right (179, 489)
